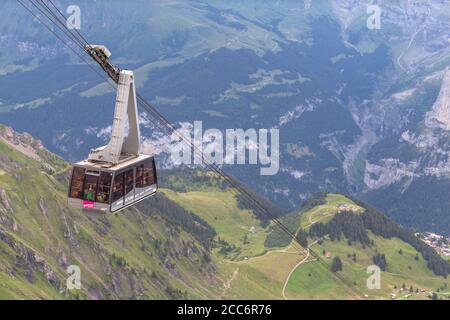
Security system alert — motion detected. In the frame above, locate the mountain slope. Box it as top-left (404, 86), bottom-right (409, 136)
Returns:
top-left (164, 189), bottom-right (450, 300)
top-left (360, 68), bottom-right (450, 234)
top-left (1, 124), bottom-right (449, 300)
top-left (0, 124), bottom-right (294, 300)
top-left (283, 194), bottom-right (450, 299)
top-left (0, 125), bottom-right (223, 299)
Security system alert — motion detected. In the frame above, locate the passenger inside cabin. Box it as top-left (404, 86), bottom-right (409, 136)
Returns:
top-left (112, 177), bottom-right (123, 202)
top-left (97, 193), bottom-right (106, 203)
top-left (126, 174), bottom-right (133, 187)
top-left (84, 185), bottom-right (95, 201)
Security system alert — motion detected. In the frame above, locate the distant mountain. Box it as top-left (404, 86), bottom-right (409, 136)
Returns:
top-left (1, 0), bottom-right (450, 235)
top-left (330, 1), bottom-right (450, 235)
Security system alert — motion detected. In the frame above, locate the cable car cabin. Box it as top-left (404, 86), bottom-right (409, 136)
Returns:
top-left (67, 57), bottom-right (157, 214)
top-left (68, 155), bottom-right (157, 214)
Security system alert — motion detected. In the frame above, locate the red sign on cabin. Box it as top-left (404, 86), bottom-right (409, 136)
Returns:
top-left (83, 201), bottom-right (95, 209)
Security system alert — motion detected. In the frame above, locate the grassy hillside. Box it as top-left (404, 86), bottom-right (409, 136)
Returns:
top-left (162, 189), bottom-right (271, 260)
top-left (285, 195), bottom-right (450, 300)
top-left (0, 125), bottom-right (223, 299)
top-left (0, 125), bottom-right (303, 300)
top-left (1, 125), bottom-right (449, 300)
top-left (166, 186), bottom-right (450, 300)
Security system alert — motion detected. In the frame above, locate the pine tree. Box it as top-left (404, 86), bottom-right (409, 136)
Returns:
top-left (331, 256), bottom-right (343, 273)
top-left (296, 228), bottom-right (308, 248)
top-left (373, 253), bottom-right (388, 271)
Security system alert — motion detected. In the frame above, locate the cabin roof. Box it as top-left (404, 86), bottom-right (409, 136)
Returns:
top-left (74, 154), bottom-right (153, 172)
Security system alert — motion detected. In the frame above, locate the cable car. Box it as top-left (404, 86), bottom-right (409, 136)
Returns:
top-left (68, 155), bottom-right (157, 213)
top-left (68, 45), bottom-right (157, 214)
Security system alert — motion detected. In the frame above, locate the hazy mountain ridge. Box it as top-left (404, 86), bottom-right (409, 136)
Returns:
top-left (326, 1), bottom-right (450, 234)
top-left (2, 0), bottom-right (450, 234)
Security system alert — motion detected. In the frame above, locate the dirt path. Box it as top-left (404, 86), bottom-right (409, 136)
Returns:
top-left (281, 238), bottom-right (323, 300)
top-left (282, 206), bottom-right (340, 300)
top-left (306, 208), bottom-right (332, 227)
top-left (282, 248), bottom-right (311, 300)
top-left (225, 204), bottom-right (348, 298)
top-left (222, 267), bottom-right (239, 297)
top-left (224, 247), bottom-right (304, 265)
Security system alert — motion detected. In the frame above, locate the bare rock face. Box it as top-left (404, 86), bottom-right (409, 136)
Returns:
top-left (0, 188), bottom-right (13, 212)
top-left (58, 250), bottom-right (68, 268)
top-left (0, 126), bottom-right (42, 161)
top-left (1, 126), bottom-right (44, 150)
top-left (0, 212), bottom-right (10, 225)
top-left (30, 252), bottom-right (60, 288)
top-left (426, 68), bottom-right (450, 131)
top-left (41, 163), bottom-right (56, 175)
top-left (0, 229), bottom-right (62, 290)
top-left (0, 189), bottom-right (15, 228)
top-left (364, 158), bottom-right (419, 190)
top-left (39, 198), bottom-right (48, 216)
top-left (61, 211), bottom-right (79, 247)
top-left (2, 126), bottom-right (15, 142)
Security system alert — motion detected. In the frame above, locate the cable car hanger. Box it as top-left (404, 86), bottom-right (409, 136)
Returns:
top-left (85, 45), bottom-right (139, 166)
top-left (67, 45), bottom-right (158, 214)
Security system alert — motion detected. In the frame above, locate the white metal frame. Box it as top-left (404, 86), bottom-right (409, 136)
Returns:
top-left (88, 70), bottom-right (141, 165)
